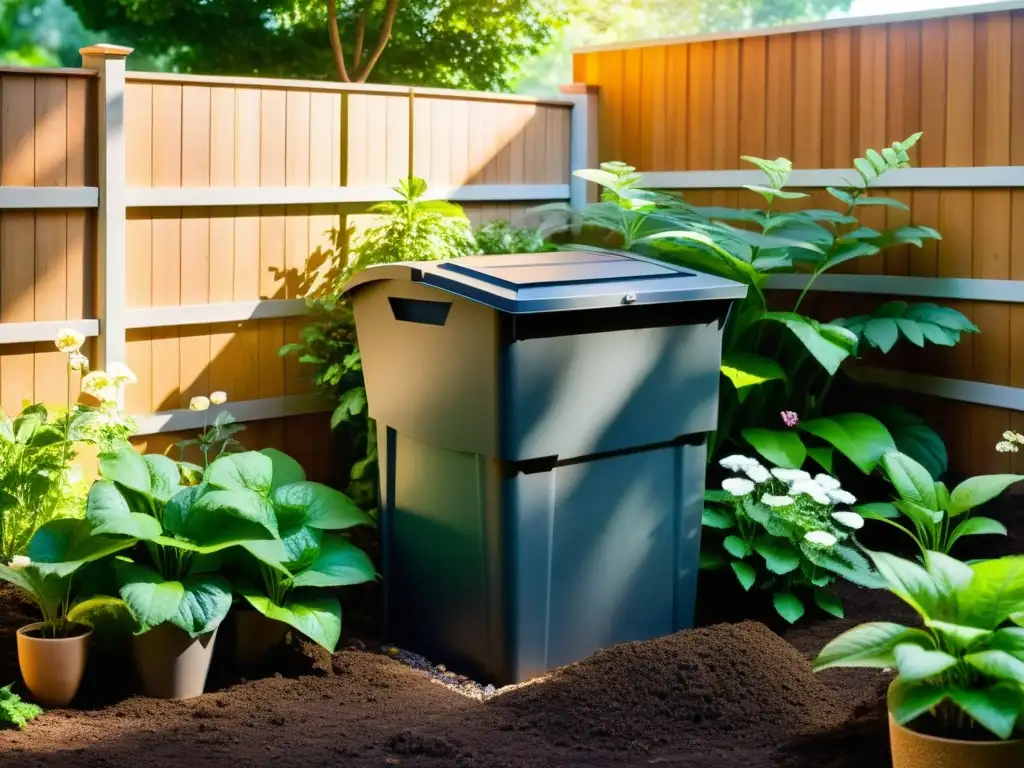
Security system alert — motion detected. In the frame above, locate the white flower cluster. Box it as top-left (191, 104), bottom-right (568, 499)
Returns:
top-left (54, 328), bottom-right (136, 408)
top-left (996, 430), bottom-right (1024, 453)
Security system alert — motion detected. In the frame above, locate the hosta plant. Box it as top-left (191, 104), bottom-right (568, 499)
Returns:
top-left (212, 450), bottom-right (377, 652)
top-left (815, 550), bottom-right (1024, 741)
top-left (703, 454), bottom-right (880, 623)
top-left (564, 137), bottom-right (977, 479)
top-left (856, 451), bottom-right (1023, 556)
top-left (86, 441), bottom-right (283, 639)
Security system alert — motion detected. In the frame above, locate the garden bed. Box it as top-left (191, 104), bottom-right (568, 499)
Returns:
top-left (1, 496), bottom-right (1019, 768)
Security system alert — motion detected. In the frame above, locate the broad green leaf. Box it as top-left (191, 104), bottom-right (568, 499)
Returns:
top-left (854, 157), bottom-right (877, 182)
top-left (723, 535), bottom-right (752, 559)
top-left (807, 445), bottom-right (834, 473)
top-left (904, 303), bottom-right (978, 332)
top-left (927, 621), bottom-right (994, 649)
top-left (261, 448), bottom-right (306, 490)
top-left (166, 488), bottom-right (279, 551)
top-left (826, 186), bottom-right (856, 205)
top-left (243, 525), bottom-right (322, 574)
top-left (702, 506), bottom-right (736, 530)
top-left (863, 318), bottom-right (899, 353)
top-left (117, 563), bottom-right (185, 632)
top-left (26, 519), bottom-right (138, 578)
top-left (949, 475), bottom-right (1024, 517)
top-left (887, 678), bottom-right (948, 726)
top-left (814, 590), bottom-right (844, 619)
top-left (960, 556), bottom-right (1024, 630)
top-left (854, 196), bottom-right (910, 211)
top-left (720, 353), bottom-right (786, 399)
top-left (820, 240), bottom-right (881, 272)
top-left (205, 452), bottom-right (274, 495)
top-left (895, 499), bottom-right (943, 529)
top-left (892, 643), bottom-right (957, 681)
top-left (144, 454), bottom-right (184, 502)
top-left (171, 574), bottom-right (233, 637)
top-left (574, 168), bottom-right (622, 188)
top-left (0, 563), bottom-right (66, 617)
top-left (947, 686), bottom-right (1024, 740)
top-left (949, 517), bottom-right (1008, 548)
top-left (761, 312), bottom-right (858, 375)
top-left (868, 550), bottom-right (939, 619)
top-left (742, 184), bottom-right (808, 202)
top-left (1012, 613), bottom-right (1024, 628)
top-left (273, 482), bottom-right (374, 530)
top-left (894, 318), bottom-right (925, 346)
top-left (704, 489), bottom-right (732, 502)
top-left (964, 650), bottom-right (1024, 684)
top-left (641, 230), bottom-right (759, 284)
top-left (855, 502), bottom-right (900, 520)
top-left (806, 544), bottom-right (886, 588)
top-left (924, 551), bottom-right (974, 596)
top-left (754, 537), bottom-right (801, 575)
top-left (935, 482), bottom-right (951, 510)
top-left (898, 132), bottom-right (923, 152)
top-left (85, 480), bottom-right (163, 540)
top-left (874, 405), bottom-right (948, 480)
top-left (240, 589), bottom-right (341, 653)
top-left (773, 591), bottom-right (805, 624)
top-left (67, 596), bottom-right (138, 637)
top-left (799, 414), bottom-right (896, 474)
top-left (865, 148), bottom-right (887, 173)
top-left (730, 561), bottom-right (756, 591)
top-left (741, 498), bottom-right (771, 526)
top-left (290, 536), bottom-right (376, 588)
top-left (987, 628), bottom-right (1024, 657)
top-left (815, 622), bottom-right (935, 669)
top-left (741, 428), bottom-right (806, 469)
top-left (881, 451), bottom-right (939, 509)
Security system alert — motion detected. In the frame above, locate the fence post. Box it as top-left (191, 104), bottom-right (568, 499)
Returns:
top-left (559, 84), bottom-right (599, 211)
top-left (81, 43), bottom-right (132, 372)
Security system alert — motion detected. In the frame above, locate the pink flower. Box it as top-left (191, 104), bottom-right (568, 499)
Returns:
top-left (781, 411), bottom-right (799, 428)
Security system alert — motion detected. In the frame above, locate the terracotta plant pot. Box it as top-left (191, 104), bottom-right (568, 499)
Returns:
top-left (889, 714), bottom-right (1024, 768)
top-left (16, 622), bottom-right (93, 708)
top-left (233, 609), bottom-right (289, 670)
top-left (132, 623), bottom-right (219, 700)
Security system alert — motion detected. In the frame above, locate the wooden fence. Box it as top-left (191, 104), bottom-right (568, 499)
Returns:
top-left (572, 1), bottom-right (1024, 477)
top-left (0, 46), bottom-right (576, 480)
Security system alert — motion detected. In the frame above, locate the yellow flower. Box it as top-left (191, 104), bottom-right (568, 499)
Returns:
top-left (69, 352), bottom-right (89, 372)
top-left (189, 396), bottom-right (210, 412)
top-left (81, 370), bottom-right (116, 402)
top-left (209, 391), bottom-right (227, 405)
top-left (55, 328), bottom-right (85, 353)
top-left (109, 362), bottom-right (137, 385)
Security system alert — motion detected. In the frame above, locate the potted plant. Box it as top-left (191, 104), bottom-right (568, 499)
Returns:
top-left (0, 519), bottom-right (135, 706)
top-left (814, 549), bottom-right (1024, 767)
top-left (85, 441), bottom-right (281, 699)
top-left (208, 450), bottom-right (376, 667)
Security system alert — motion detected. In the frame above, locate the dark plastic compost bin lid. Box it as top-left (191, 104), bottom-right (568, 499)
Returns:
top-left (342, 249), bottom-right (747, 314)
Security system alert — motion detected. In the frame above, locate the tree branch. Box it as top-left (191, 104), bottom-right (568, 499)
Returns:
top-left (326, 0), bottom-right (351, 82)
top-left (354, 0), bottom-right (400, 82)
top-left (353, 8), bottom-right (367, 70)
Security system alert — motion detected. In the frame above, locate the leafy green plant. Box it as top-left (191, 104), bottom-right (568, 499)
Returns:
top-left (0, 519), bottom-right (136, 638)
top-left (815, 550), bottom-right (1024, 741)
top-left (216, 451), bottom-right (377, 652)
top-left (704, 454), bottom-right (879, 623)
top-left (85, 441), bottom-right (283, 638)
top-left (856, 451), bottom-right (1023, 556)
top-left (566, 139), bottom-right (977, 480)
top-left (475, 219), bottom-right (552, 254)
top-left (0, 683), bottom-right (42, 730)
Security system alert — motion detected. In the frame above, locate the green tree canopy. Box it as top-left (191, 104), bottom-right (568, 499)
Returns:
top-left (63, 0), bottom-right (567, 90)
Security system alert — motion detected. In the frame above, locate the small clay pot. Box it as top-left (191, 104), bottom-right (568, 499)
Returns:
top-left (233, 609), bottom-right (289, 670)
top-left (133, 623), bottom-right (218, 700)
top-left (16, 622), bottom-right (92, 708)
top-left (889, 714), bottom-right (1024, 768)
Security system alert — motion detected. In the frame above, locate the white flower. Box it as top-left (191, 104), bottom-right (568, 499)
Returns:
top-left (109, 362), bottom-right (137, 385)
top-left (1003, 430), bottom-right (1023, 443)
top-left (771, 468), bottom-right (811, 483)
top-left (744, 464), bottom-right (772, 483)
top-left (814, 474), bottom-right (841, 491)
top-left (761, 494), bottom-right (795, 508)
top-left (996, 441), bottom-right (1019, 454)
top-left (209, 391), bottom-right (227, 405)
top-left (791, 480), bottom-right (831, 506)
top-left (81, 370), bottom-right (117, 403)
top-left (722, 477), bottom-right (756, 497)
top-left (827, 489), bottom-right (858, 505)
top-left (55, 328), bottom-right (85, 353)
top-left (189, 396), bottom-right (211, 412)
top-left (720, 455), bottom-right (758, 473)
top-left (804, 531), bottom-right (838, 547)
top-left (68, 352), bottom-right (89, 371)
top-left (832, 511), bottom-right (865, 530)
top-left (8, 555), bottom-right (30, 569)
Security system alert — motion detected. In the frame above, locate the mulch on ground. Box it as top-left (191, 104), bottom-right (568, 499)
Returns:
top-left (0, 494), bottom-right (1018, 768)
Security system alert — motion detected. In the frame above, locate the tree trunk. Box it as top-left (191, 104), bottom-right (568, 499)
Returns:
top-left (326, 0), bottom-right (402, 84)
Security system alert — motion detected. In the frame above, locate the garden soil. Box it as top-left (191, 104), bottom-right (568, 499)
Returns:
top-left (0, 495), bottom-right (1018, 768)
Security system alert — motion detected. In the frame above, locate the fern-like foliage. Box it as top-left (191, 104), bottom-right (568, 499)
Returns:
top-left (0, 684), bottom-right (42, 730)
top-left (833, 300), bottom-right (979, 353)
